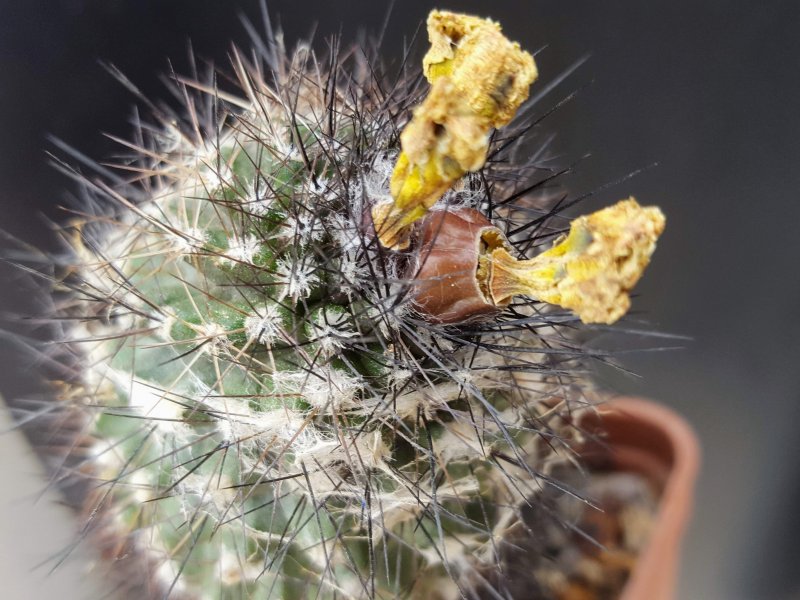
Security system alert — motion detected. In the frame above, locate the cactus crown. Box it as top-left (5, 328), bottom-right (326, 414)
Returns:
top-left (25, 10), bottom-right (663, 600)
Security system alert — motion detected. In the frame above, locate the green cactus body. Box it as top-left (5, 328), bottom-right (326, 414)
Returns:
top-left (36, 15), bottom-right (654, 600)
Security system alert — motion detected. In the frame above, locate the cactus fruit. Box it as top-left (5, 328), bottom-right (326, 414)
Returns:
top-left (17, 9), bottom-right (664, 600)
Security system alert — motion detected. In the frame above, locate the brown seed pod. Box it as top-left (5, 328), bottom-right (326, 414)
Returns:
top-left (405, 199), bottom-right (665, 325)
top-left (405, 208), bottom-right (510, 324)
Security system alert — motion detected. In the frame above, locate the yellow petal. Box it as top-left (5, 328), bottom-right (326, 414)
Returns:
top-left (484, 198), bottom-right (666, 324)
top-left (372, 11), bottom-right (537, 249)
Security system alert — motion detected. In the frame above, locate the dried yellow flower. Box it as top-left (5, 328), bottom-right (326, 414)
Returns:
top-left (482, 198), bottom-right (666, 324)
top-left (372, 10), bottom-right (537, 249)
top-left (422, 10), bottom-right (538, 127)
top-left (370, 11), bottom-right (665, 325)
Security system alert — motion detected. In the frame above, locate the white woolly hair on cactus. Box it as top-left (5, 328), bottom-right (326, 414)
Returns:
top-left (3, 6), bottom-right (668, 600)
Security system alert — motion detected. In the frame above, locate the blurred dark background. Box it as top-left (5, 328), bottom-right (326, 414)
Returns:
top-left (1, 1), bottom-right (798, 598)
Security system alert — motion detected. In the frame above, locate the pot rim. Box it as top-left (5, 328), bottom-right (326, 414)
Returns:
top-left (581, 396), bottom-right (700, 600)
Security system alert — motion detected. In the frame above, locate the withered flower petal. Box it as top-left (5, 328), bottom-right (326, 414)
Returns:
top-left (372, 11), bottom-right (537, 249)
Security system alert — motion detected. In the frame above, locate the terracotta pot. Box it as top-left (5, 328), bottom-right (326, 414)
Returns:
top-left (580, 397), bottom-right (701, 600)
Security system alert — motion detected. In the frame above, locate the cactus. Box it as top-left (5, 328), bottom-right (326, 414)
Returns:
top-left (18, 9), bottom-right (664, 600)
